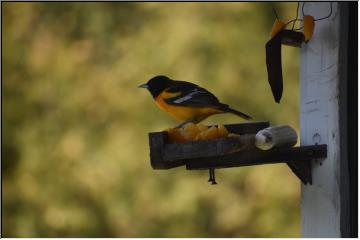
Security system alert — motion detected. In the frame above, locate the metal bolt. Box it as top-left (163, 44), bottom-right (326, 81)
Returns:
top-left (312, 133), bottom-right (321, 145)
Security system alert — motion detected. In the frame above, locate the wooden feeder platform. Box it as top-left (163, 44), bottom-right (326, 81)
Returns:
top-left (148, 121), bottom-right (327, 184)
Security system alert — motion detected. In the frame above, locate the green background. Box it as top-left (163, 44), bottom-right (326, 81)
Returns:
top-left (3, 2), bottom-right (301, 237)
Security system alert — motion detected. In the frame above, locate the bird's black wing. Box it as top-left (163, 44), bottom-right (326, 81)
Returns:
top-left (164, 80), bottom-right (225, 108)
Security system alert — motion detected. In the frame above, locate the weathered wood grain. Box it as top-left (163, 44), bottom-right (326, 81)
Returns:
top-left (300, 2), bottom-right (344, 237)
top-left (221, 121), bottom-right (269, 134)
top-left (148, 121), bottom-right (326, 186)
top-left (149, 131), bottom-right (184, 169)
top-left (185, 145), bottom-right (327, 170)
top-left (162, 134), bottom-right (255, 161)
top-left (149, 121), bottom-right (269, 169)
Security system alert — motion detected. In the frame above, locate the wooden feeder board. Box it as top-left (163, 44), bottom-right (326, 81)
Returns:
top-left (149, 121), bottom-right (327, 184)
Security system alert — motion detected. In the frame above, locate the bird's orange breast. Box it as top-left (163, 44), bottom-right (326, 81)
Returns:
top-left (155, 92), bottom-right (222, 122)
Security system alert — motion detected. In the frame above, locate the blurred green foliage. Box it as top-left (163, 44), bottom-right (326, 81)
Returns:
top-left (3, 2), bottom-right (301, 237)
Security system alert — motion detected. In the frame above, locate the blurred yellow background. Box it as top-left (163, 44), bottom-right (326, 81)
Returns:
top-left (3, 2), bottom-right (301, 237)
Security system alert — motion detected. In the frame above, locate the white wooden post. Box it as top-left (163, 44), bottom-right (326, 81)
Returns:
top-left (300, 2), bottom-right (346, 237)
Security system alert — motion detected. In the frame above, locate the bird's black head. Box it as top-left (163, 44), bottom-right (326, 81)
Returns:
top-left (138, 75), bottom-right (174, 98)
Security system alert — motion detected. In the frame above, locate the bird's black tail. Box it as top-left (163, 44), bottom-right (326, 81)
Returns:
top-left (219, 104), bottom-right (252, 120)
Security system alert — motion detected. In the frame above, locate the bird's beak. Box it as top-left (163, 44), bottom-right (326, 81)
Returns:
top-left (138, 83), bottom-right (148, 89)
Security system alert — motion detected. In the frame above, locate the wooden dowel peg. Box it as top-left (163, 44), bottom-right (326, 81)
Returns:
top-left (255, 125), bottom-right (297, 150)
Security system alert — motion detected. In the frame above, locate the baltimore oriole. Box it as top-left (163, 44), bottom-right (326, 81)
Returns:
top-left (140, 75), bottom-right (252, 184)
top-left (139, 75), bottom-right (252, 127)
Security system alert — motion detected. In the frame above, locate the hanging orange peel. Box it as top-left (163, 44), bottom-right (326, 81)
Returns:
top-left (268, 15), bottom-right (315, 42)
top-left (266, 14), bottom-right (315, 103)
top-left (166, 123), bottom-right (231, 143)
top-left (303, 15), bottom-right (315, 41)
top-left (269, 19), bottom-right (285, 39)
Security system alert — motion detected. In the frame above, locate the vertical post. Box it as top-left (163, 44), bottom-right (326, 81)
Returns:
top-left (338, 3), bottom-right (357, 237)
top-left (300, 2), bottom-right (344, 237)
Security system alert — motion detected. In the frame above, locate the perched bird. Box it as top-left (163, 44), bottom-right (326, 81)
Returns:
top-left (139, 75), bottom-right (252, 127)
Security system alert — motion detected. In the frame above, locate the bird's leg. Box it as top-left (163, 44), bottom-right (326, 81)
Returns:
top-left (208, 168), bottom-right (213, 182)
top-left (211, 168), bottom-right (217, 185)
top-left (175, 118), bottom-right (195, 129)
top-left (208, 168), bottom-right (217, 185)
